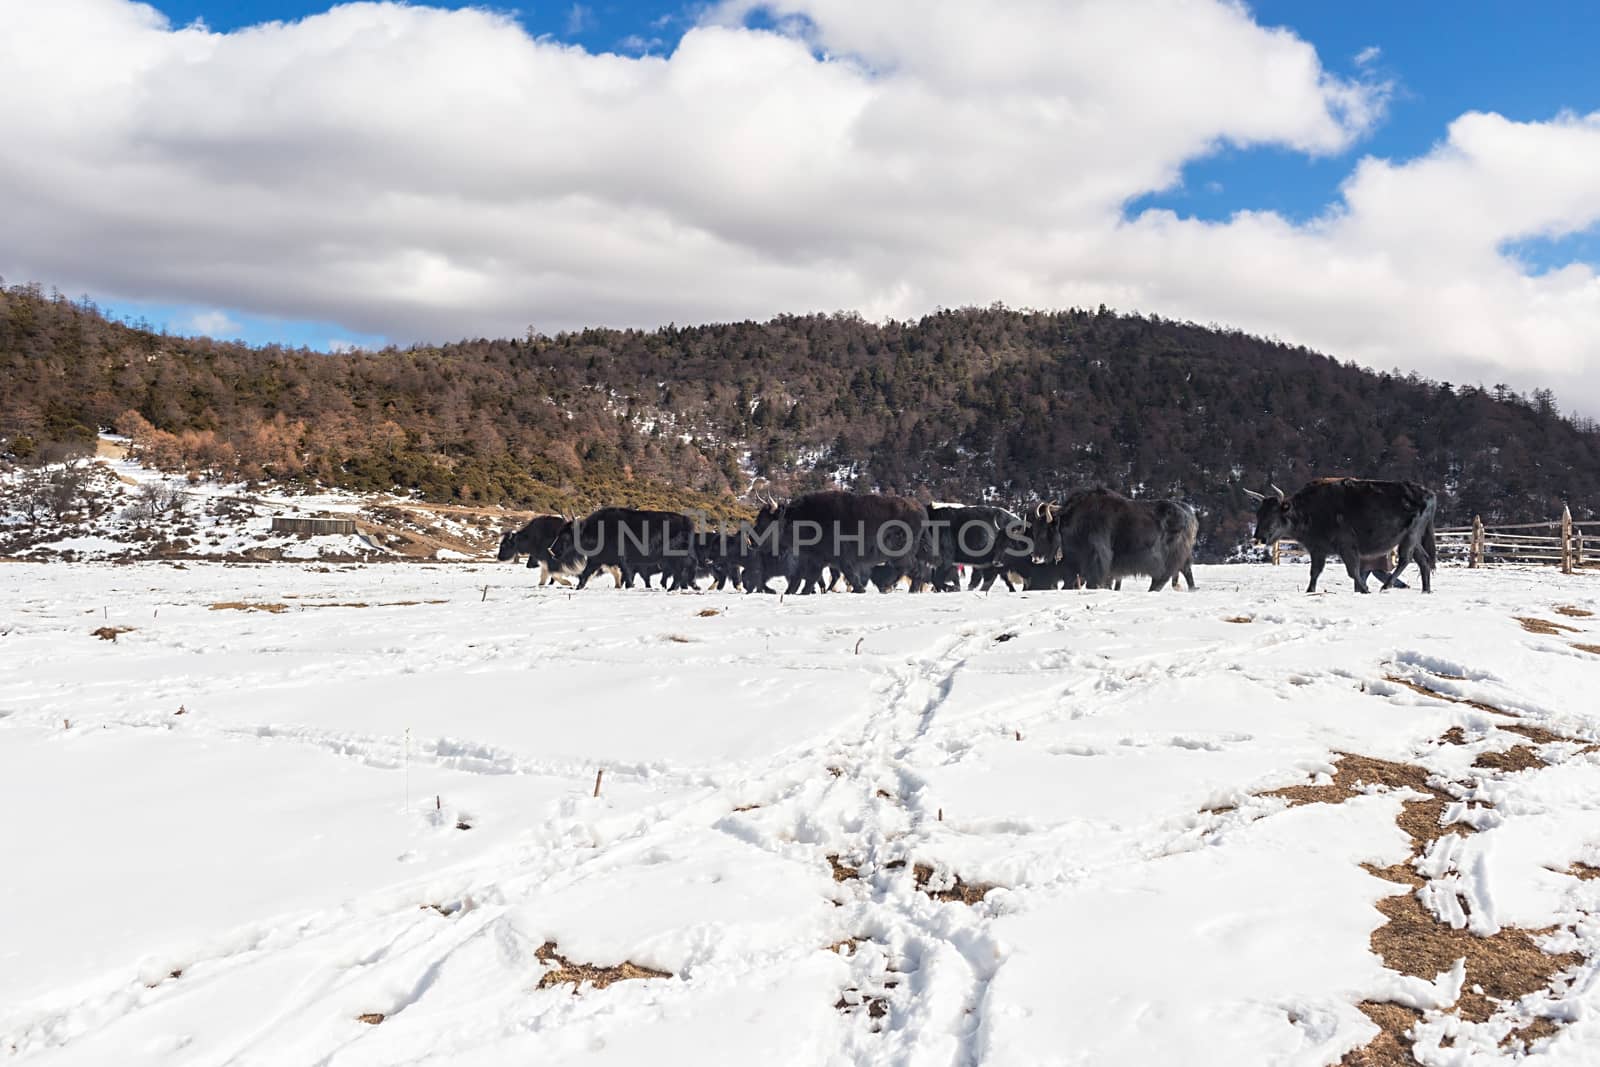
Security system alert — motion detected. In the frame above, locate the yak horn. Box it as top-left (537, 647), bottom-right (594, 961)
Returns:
top-left (1270, 483), bottom-right (1285, 500)
top-left (1242, 488), bottom-right (1265, 502)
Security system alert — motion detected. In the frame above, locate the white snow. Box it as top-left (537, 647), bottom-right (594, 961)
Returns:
top-left (3, 561), bottom-right (1600, 1064)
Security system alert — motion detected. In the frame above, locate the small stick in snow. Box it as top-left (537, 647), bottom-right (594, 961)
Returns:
top-left (593, 769), bottom-right (604, 798)
top-left (854, 638), bottom-right (864, 655)
top-left (937, 808), bottom-right (943, 822)
top-left (63, 718), bottom-right (70, 730)
top-left (1015, 730), bottom-right (1022, 741)
top-left (481, 585), bottom-right (488, 602)
top-left (436, 795), bottom-right (441, 811)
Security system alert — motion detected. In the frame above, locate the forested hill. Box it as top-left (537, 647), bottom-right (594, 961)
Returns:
top-left (3, 281), bottom-right (1598, 558)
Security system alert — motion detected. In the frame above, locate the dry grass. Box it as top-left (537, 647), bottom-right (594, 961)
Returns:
top-left (1555, 605), bottom-right (1595, 618)
top-left (91, 625), bottom-right (134, 641)
top-left (1264, 753), bottom-right (1437, 808)
top-left (1472, 746), bottom-right (1546, 773)
top-left (356, 1013), bottom-right (385, 1025)
top-left (1567, 862), bottom-right (1600, 881)
top-left (1382, 675), bottom-right (1503, 716)
top-left (1501, 1016), bottom-right (1564, 1052)
top-left (827, 855), bottom-right (859, 882)
top-left (1369, 892), bottom-right (1579, 1023)
top-left (1340, 1002), bottom-right (1423, 1066)
top-left (1499, 722), bottom-right (1574, 745)
top-left (1318, 737), bottom-right (1587, 1063)
top-left (1573, 643), bottom-right (1600, 656)
top-left (835, 989), bottom-right (889, 1018)
top-left (696, 608), bottom-right (721, 617)
top-left (534, 941), bottom-right (671, 991)
top-left (1437, 727), bottom-right (1469, 746)
top-left (662, 633), bottom-right (694, 644)
top-left (1223, 615), bottom-right (1254, 624)
top-left (912, 863), bottom-right (996, 905)
top-left (209, 601), bottom-right (289, 613)
top-left (1516, 616), bottom-right (1581, 636)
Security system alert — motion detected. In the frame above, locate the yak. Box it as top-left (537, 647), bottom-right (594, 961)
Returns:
top-left (1247, 478), bottom-right (1436, 593)
top-left (1028, 489), bottom-right (1198, 591)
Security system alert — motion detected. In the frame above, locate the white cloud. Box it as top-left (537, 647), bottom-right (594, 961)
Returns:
top-left (565, 3), bottom-right (592, 35)
top-left (184, 310), bottom-right (242, 337)
top-left (1354, 44), bottom-right (1381, 67)
top-left (1, 1), bottom-right (1597, 411)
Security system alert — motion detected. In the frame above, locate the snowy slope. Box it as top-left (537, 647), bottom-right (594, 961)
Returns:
top-left (0, 439), bottom-right (509, 563)
top-left (3, 562), bottom-right (1600, 1065)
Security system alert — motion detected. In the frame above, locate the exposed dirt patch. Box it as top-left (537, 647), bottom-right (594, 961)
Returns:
top-left (1382, 675), bottom-right (1503, 716)
top-left (1499, 722), bottom-right (1576, 745)
top-left (827, 855), bottom-right (859, 882)
top-left (1223, 615), bottom-right (1254, 624)
top-left (696, 608), bottom-right (721, 617)
top-left (913, 863), bottom-right (996, 905)
top-left (1574, 643), bottom-right (1600, 656)
top-left (1567, 862), bottom-right (1600, 881)
top-left (1265, 754), bottom-right (1436, 808)
top-left (534, 941), bottom-right (672, 991)
top-left (1472, 746), bottom-right (1546, 773)
top-left (1437, 727), bottom-right (1469, 746)
top-left (828, 937), bottom-right (863, 955)
top-left (835, 989), bottom-right (889, 1019)
top-left (91, 625), bottom-right (134, 641)
top-left (1340, 1002), bottom-right (1423, 1066)
top-left (209, 601), bottom-right (289, 613)
top-left (1555, 605), bottom-right (1595, 618)
top-left (993, 631), bottom-right (1018, 642)
top-left (1501, 1015), bottom-right (1563, 1051)
top-left (1517, 616), bottom-right (1581, 636)
top-left (356, 1013), bottom-right (385, 1025)
top-left (1370, 891), bottom-right (1579, 1023)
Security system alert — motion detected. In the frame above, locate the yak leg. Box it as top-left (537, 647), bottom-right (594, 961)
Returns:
top-left (574, 559), bottom-right (605, 590)
top-left (1339, 546), bottom-right (1369, 593)
top-left (1306, 550), bottom-right (1328, 593)
top-left (1414, 545), bottom-right (1433, 594)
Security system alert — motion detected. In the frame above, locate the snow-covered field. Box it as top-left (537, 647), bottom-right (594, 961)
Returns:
top-left (3, 561), bottom-right (1600, 1065)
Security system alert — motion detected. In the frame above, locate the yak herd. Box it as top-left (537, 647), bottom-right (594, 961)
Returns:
top-left (497, 478), bottom-right (1439, 596)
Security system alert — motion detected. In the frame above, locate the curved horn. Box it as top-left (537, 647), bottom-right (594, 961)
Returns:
top-left (1242, 488), bottom-right (1265, 502)
top-left (1270, 484), bottom-right (1285, 500)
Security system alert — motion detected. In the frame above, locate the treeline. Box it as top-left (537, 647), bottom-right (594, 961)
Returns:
top-left (3, 281), bottom-right (1598, 558)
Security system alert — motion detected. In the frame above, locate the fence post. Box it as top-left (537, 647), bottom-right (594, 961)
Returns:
top-left (1469, 515), bottom-right (1484, 569)
top-left (1272, 539), bottom-right (1282, 565)
top-left (1561, 505), bottom-right (1574, 574)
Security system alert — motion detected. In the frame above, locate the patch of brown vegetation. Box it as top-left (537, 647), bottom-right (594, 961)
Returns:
top-left (912, 863), bottom-right (996, 905)
top-left (209, 601), bottom-right (289, 613)
top-left (1573, 643), bottom-right (1600, 656)
top-left (1517, 616), bottom-right (1581, 636)
top-left (302, 601), bottom-right (371, 609)
top-left (1555, 605), bottom-right (1595, 618)
top-left (696, 608), bottom-right (721, 617)
top-left (1340, 1002), bottom-right (1422, 1066)
top-left (1265, 754), bottom-right (1436, 808)
top-left (827, 855), bottom-right (859, 882)
top-left (1501, 1015), bottom-right (1563, 1051)
top-left (1370, 892), bottom-right (1579, 1023)
top-left (1382, 675), bottom-right (1503, 715)
top-left (1566, 862), bottom-right (1600, 881)
top-left (731, 803), bottom-right (760, 812)
top-left (1223, 615), bottom-right (1254, 624)
top-left (1437, 727), bottom-right (1469, 746)
top-left (1472, 746), bottom-right (1545, 773)
top-left (1499, 722), bottom-right (1573, 745)
top-left (356, 1013), bottom-right (385, 1025)
top-left (828, 937), bottom-right (862, 955)
top-left (534, 941), bottom-right (672, 991)
top-left (91, 625), bottom-right (134, 641)
top-left (662, 633), bottom-right (694, 643)
top-left (835, 990), bottom-right (889, 1018)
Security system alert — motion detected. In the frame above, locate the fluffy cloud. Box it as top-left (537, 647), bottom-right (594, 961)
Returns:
top-left (2, 0), bottom-right (1598, 410)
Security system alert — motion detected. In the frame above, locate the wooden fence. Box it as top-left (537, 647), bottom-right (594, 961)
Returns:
top-left (1274, 505), bottom-right (1597, 575)
top-left (270, 516), bottom-right (356, 536)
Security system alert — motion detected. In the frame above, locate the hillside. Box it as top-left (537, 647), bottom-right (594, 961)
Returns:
top-left (4, 282), bottom-right (1598, 558)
